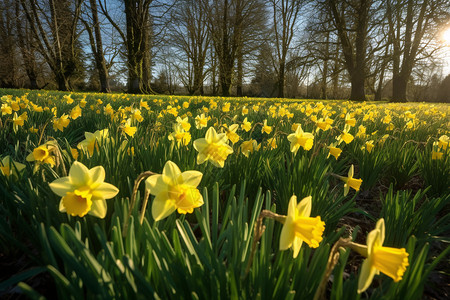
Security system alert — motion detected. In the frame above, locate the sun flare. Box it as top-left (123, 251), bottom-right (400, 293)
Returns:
top-left (442, 27), bottom-right (450, 45)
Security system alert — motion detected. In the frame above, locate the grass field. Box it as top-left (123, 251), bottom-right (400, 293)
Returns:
top-left (0, 88), bottom-right (449, 299)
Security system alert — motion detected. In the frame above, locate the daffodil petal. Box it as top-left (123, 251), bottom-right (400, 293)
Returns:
top-left (69, 161), bottom-right (89, 186)
top-left (375, 218), bottom-right (385, 245)
top-left (348, 165), bottom-right (354, 178)
top-left (297, 196), bottom-right (312, 218)
top-left (89, 166), bottom-right (105, 185)
top-left (292, 236), bottom-right (304, 258)
top-left (279, 217), bottom-right (295, 250)
top-left (152, 194), bottom-right (176, 221)
top-left (357, 257), bottom-right (376, 293)
top-left (163, 161), bottom-right (181, 180)
top-left (180, 171), bottom-right (203, 187)
top-left (287, 195), bottom-right (297, 217)
top-left (366, 228), bottom-right (381, 256)
top-left (89, 199), bottom-right (107, 218)
top-left (145, 175), bottom-right (167, 197)
top-left (49, 177), bottom-right (73, 197)
top-left (92, 182), bottom-right (119, 199)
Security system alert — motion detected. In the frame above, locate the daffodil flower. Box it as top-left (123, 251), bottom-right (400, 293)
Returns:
top-left (49, 161), bottom-right (119, 218)
top-left (226, 124), bottom-right (240, 144)
top-left (26, 141), bottom-right (57, 168)
top-left (337, 165), bottom-right (363, 196)
top-left (70, 105), bottom-right (82, 120)
top-left (240, 139), bottom-right (260, 157)
top-left (279, 195), bottom-right (325, 258)
top-left (145, 160), bottom-right (203, 221)
top-left (121, 118), bottom-right (137, 137)
top-left (327, 144), bottom-right (342, 160)
top-left (241, 117), bottom-right (251, 132)
top-left (0, 156), bottom-right (26, 180)
top-left (261, 119), bottom-right (272, 134)
top-left (176, 116), bottom-right (191, 132)
top-left (53, 114), bottom-right (70, 132)
top-left (438, 135), bottom-right (449, 150)
top-left (287, 124), bottom-right (314, 154)
top-left (77, 129), bottom-right (109, 157)
top-left (168, 123), bottom-right (191, 146)
top-left (357, 219), bottom-right (409, 293)
top-left (195, 114), bottom-right (208, 129)
top-left (193, 127), bottom-right (233, 168)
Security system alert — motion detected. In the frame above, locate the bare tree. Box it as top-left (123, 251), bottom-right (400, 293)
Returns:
top-left (327, 0), bottom-right (373, 101)
top-left (387, 0), bottom-right (449, 101)
top-left (270, 0), bottom-right (302, 98)
top-left (0, 0), bottom-right (18, 88)
top-left (99, 0), bottom-right (154, 94)
top-left (81, 0), bottom-right (111, 92)
top-left (20, 0), bottom-right (84, 91)
top-left (170, 0), bottom-right (210, 95)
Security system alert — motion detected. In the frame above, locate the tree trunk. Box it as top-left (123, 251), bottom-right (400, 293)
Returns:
top-left (89, 0), bottom-right (110, 93)
top-left (236, 46), bottom-right (243, 96)
top-left (349, 69), bottom-right (366, 100)
top-left (277, 61), bottom-right (285, 98)
top-left (392, 74), bottom-right (408, 101)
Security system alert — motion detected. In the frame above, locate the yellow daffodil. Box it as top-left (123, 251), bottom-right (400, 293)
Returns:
top-left (287, 124), bottom-right (314, 154)
top-left (365, 140), bottom-right (374, 153)
top-left (241, 117), bottom-right (252, 132)
top-left (77, 129), bottom-right (109, 157)
top-left (340, 165), bottom-right (363, 196)
top-left (382, 114), bottom-right (391, 124)
top-left (327, 144), bottom-right (342, 160)
top-left (49, 161), bottom-right (119, 218)
top-left (80, 97), bottom-right (87, 108)
top-left (345, 113), bottom-right (356, 127)
top-left (1, 103), bottom-right (12, 115)
top-left (222, 102), bottom-right (231, 112)
top-left (145, 160), bottom-right (203, 221)
top-left (176, 116), bottom-right (191, 132)
top-left (193, 127), bottom-right (233, 168)
top-left (240, 139), bottom-right (260, 157)
top-left (140, 100), bottom-right (150, 110)
top-left (356, 125), bottom-right (366, 138)
top-left (357, 219), bottom-right (409, 293)
top-left (226, 124), bottom-right (240, 144)
top-left (26, 141), bottom-right (58, 169)
top-left (195, 114), bottom-right (208, 129)
top-left (71, 148), bottom-right (79, 160)
top-left (267, 137), bottom-right (277, 150)
top-left (121, 119), bottom-right (137, 137)
top-left (10, 101), bottom-right (20, 111)
top-left (12, 112), bottom-right (25, 133)
top-left (53, 114), bottom-right (70, 132)
top-left (0, 156), bottom-right (26, 179)
top-left (131, 108), bottom-right (144, 122)
top-left (168, 123), bottom-right (191, 146)
top-left (338, 128), bottom-right (354, 145)
top-left (432, 141), bottom-right (444, 160)
top-left (261, 119), bottom-right (272, 134)
top-left (438, 135), bottom-right (449, 150)
top-left (70, 105), bottom-right (82, 119)
top-left (315, 117), bottom-right (333, 132)
top-left (63, 94), bottom-right (74, 104)
top-left (280, 195), bottom-right (325, 258)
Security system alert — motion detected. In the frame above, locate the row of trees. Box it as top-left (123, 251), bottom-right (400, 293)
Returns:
top-left (1, 0), bottom-right (449, 101)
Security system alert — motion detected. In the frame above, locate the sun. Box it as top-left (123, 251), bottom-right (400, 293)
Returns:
top-left (442, 27), bottom-right (450, 45)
